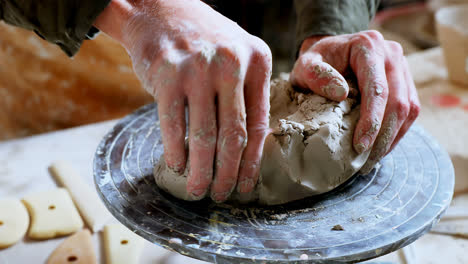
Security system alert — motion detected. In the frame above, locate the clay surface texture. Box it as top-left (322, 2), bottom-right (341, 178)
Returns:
top-left (154, 75), bottom-right (372, 205)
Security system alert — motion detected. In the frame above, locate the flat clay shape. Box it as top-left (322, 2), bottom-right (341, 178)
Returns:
top-left (49, 160), bottom-right (112, 232)
top-left (103, 224), bottom-right (145, 264)
top-left (47, 229), bottom-right (97, 264)
top-left (0, 199), bottom-right (30, 248)
top-left (22, 188), bottom-right (84, 239)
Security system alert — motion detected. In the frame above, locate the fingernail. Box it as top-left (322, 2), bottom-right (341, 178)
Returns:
top-left (188, 188), bottom-right (207, 200)
top-left (333, 83), bottom-right (347, 99)
top-left (211, 192), bottom-right (228, 203)
top-left (355, 137), bottom-right (370, 154)
top-left (322, 82), bottom-right (347, 101)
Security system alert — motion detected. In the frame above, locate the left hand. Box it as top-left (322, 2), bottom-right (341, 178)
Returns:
top-left (290, 30), bottom-right (420, 173)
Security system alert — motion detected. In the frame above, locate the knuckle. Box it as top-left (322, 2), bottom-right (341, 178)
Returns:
top-left (409, 101), bottom-right (421, 120)
top-left (387, 41), bottom-right (404, 56)
top-left (216, 45), bottom-right (242, 66)
top-left (251, 48), bottom-right (273, 70)
top-left (252, 38), bottom-right (273, 62)
top-left (354, 33), bottom-right (374, 47)
top-left (221, 123), bottom-right (248, 149)
top-left (247, 124), bottom-right (268, 140)
top-left (192, 127), bottom-right (217, 149)
top-left (294, 54), bottom-right (313, 75)
top-left (364, 30), bottom-right (385, 42)
top-left (215, 45), bottom-right (243, 80)
top-left (385, 59), bottom-right (399, 73)
top-left (394, 100), bottom-right (410, 119)
top-left (367, 79), bottom-right (389, 99)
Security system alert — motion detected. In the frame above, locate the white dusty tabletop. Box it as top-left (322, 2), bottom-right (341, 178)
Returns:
top-left (1, 48), bottom-right (468, 264)
top-left (0, 120), bottom-right (207, 264)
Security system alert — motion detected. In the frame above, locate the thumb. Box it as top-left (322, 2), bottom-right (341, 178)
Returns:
top-left (290, 52), bottom-right (348, 101)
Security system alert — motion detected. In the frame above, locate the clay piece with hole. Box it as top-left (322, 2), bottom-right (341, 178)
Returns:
top-left (22, 188), bottom-right (83, 239)
top-left (0, 199), bottom-right (30, 248)
top-left (103, 224), bottom-right (145, 264)
top-left (49, 161), bottom-right (112, 232)
top-left (47, 229), bottom-right (97, 264)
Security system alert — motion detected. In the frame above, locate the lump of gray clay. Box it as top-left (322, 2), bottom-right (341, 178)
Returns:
top-left (154, 75), bottom-right (372, 205)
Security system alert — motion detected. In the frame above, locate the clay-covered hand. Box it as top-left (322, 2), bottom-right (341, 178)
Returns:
top-left (290, 30), bottom-right (421, 172)
top-left (95, 0), bottom-right (272, 202)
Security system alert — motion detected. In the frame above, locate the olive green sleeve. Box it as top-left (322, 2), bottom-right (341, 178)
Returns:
top-left (294, 0), bottom-right (380, 51)
top-left (0, 0), bottom-right (111, 57)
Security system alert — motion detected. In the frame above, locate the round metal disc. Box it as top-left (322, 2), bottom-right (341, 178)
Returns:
top-left (94, 103), bottom-right (454, 263)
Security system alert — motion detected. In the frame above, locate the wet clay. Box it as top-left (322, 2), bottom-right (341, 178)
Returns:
top-left (154, 75), bottom-right (372, 205)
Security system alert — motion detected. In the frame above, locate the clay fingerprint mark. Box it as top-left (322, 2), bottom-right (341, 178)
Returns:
top-left (431, 94), bottom-right (461, 108)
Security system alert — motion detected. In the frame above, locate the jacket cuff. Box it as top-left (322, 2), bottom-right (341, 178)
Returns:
top-left (0, 0), bottom-right (111, 57)
top-left (294, 0), bottom-right (380, 55)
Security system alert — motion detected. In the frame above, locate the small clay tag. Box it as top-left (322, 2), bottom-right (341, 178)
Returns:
top-left (49, 161), bottom-right (112, 232)
top-left (103, 224), bottom-right (145, 264)
top-left (47, 229), bottom-right (97, 264)
top-left (22, 188), bottom-right (83, 239)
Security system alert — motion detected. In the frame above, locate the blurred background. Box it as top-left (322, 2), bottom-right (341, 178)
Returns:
top-left (0, 0), bottom-right (463, 141)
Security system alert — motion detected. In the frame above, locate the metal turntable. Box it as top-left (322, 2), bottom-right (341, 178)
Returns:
top-left (94, 103), bottom-right (454, 263)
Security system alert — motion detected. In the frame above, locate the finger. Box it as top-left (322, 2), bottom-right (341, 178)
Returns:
top-left (291, 52), bottom-right (349, 101)
top-left (185, 92), bottom-right (217, 200)
top-left (387, 58), bottom-right (420, 153)
top-left (360, 45), bottom-right (409, 173)
top-left (350, 39), bottom-right (389, 154)
top-left (157, 91), bottom-right (187, 174)
top-left (210, 75), bottom-right (247, 203)
top-left (237, 49), bottom-right (272, 194)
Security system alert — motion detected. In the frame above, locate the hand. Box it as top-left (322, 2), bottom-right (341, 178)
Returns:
top-left (95, 0), bottom-right (272, 202)
top-left (291, 31), bottom-right (420, 173)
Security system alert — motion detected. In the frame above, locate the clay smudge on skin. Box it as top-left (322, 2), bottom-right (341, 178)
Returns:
top-left (160, 100), bottom-right (182, 121)
top-left (355, 44), bottom-right (371, 60)
top-left (322, 79), bottom-right (347, 99)
top-left (366, 64), bottom-right (384, 96)
top-left (192, 39), bottom-right (217, 64)
top-left (361, 112), bottom-right (398, 173)
top-left (306, 64), bottom-right (348, 99)
top-left (216, 159), bottom-right (223, 169)
top-left (192, 119), bottom-right (217, 148)
top-left (355, 117), bottom-right (381, 153)
top-left (310, 65), bottom-right (335, 79)
top-left (237, 178), bottom-right (255, 193)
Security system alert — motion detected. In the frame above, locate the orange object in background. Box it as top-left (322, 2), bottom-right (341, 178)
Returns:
top-left (0, 22), bottom-right (152, 140)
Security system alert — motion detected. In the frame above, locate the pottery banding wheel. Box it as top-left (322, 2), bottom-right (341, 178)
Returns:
top-left (94, 103), bottom-right (454, 263)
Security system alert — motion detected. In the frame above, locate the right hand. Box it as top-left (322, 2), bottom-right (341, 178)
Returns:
top-left (96, 0), bottom-right (272, 202)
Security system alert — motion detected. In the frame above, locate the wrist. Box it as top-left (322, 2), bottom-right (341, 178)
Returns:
top-left (94, 0), bottom-right (135, 44)
top-left (299, 35), bottom-right (329, 56)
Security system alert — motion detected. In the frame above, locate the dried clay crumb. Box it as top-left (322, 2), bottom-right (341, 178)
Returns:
top-left (331, 224), bottom-right (344, 231)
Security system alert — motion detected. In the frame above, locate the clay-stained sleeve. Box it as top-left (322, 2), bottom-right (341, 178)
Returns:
top-left (294, 0), bottom-right (380, 54)
top-left (0, 0), bottom-right (111, 57)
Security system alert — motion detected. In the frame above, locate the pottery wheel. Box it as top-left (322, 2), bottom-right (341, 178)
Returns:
top-left (94, 103), bottom-right (454, 263)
